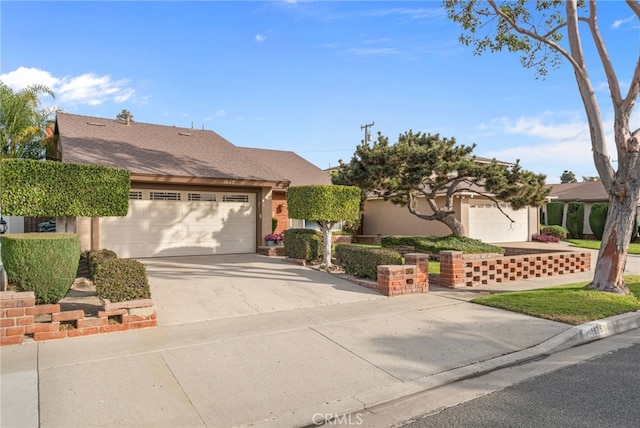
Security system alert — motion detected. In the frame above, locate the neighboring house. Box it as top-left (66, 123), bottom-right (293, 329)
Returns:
top-left (356, 157), bottom-right (539, 243)
top-left (544, 180), bottom-right (639, 237)
top-left (50, 112), bottom-right (329, 258)
top-left (237, 148), bottom-right (332, 234)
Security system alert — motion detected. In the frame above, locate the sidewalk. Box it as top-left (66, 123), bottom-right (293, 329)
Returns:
top-left (2, 255), bottom-right (640, 428)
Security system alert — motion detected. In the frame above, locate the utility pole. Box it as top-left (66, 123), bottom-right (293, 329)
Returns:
top-left (361, 122), bottom-right (374, 143)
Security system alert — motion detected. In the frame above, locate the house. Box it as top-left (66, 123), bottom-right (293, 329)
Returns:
top-left (237, 148), bottom-right (332, 234)
top-left (544, 180), bottom-right (639, 237)
top-left (356, 157), bottom-right (540, 243)
top-left (52, 112), bottom-right (328, 258)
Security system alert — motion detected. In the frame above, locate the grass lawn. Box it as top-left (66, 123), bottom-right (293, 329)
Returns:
top-left (472, 275), bottom-right (640, 325)
top-left (566, 239), bottom-right (640, 255)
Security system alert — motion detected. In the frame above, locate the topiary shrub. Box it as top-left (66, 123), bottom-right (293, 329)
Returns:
top-left (94, 258), bottom-right (151, 302)
top-left (0, 159), bottom-right (130, 217)
top-left (381, 235), bottom-right (505, 254)
top-left (589, 203), bottom-right (608, 240)
top-left (84, 249), bottom-right (118, 279)
top-left (1, 233), bottom-right (80, 304)
top-left (283, 228), bottom-right (323, 262)
top-left (565, 202), bottom-right (585, 239)
top-left (335, 244), bottom-right (404, 280)
top-left (540, 225), bottom-right (567, 239)
top-left (546, 202), bottom-right (564, 226)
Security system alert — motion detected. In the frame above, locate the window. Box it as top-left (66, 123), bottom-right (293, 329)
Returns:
top-left (150, 191), bottom-right (181, 201)
top-left (222, 194), bottom-right (249, 202)
top-left (188, 193), bottom-right (216, 201)
top-left (129, 191), bottom-right (143, 200)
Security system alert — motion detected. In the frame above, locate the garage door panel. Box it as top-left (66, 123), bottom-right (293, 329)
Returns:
top-left (468, 204), bottom-right (529, 243)
top-left (100, 192), bottom-right (255, 258)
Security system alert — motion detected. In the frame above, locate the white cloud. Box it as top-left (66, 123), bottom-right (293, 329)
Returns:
top-left (0, 66), bottom-right (58, 89)
top-left (215, 109), bottom-right (227, 117)
top-left (474, 113), bottom-right (617, 181)
top-left (255, 34), bottom-right (266, 42)
top-left (0, 66), bottom-right (135, 106)
top-left (365, 8), bottom-right (446, 20)
top-left (350, 47), bottom-right (402, 56)
top-left (611, 15), bottom-right (634, 29)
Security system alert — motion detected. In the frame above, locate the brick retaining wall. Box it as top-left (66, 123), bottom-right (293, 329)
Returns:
top-left (0, 291), bottom-right (156, 346)
top-left (437, 250), bottom-right (591, 288)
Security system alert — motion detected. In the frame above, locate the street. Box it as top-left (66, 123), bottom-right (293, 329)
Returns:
top-left (347, 329), bottom-right (640, 428)
top-left (403, 343), bottom-right (640, 428)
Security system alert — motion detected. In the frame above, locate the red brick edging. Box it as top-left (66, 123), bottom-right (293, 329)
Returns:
top-left (1, 291), bottom-right (157, 346)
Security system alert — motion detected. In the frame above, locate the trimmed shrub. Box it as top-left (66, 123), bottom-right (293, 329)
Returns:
top-left (1, 233), bottom-right (80, 304)
top-left (84, 249), bottom-right (118, 279)
top-left (381, 235), bottom-right (505, 254)
top-left (589, 203), bottom-right (608, 240)
top-left (540, 225), bottom-right (567, 239)
top-left (287, 185), bottom-right (360, 224)
top-left (0, 158), bottom-right (130, 217)
top-left (283, 229), bottom-right (323, 262)
top-left (546, 202), bottom-right (564, 226)
top-left (94, 258), bottom-right (151, 302)
top-left (272, 218), bottom-right (278, 233)
top-left (335, 244), bottom-right (403, 280)
top-left (566, 202), bottom-right (585, 239)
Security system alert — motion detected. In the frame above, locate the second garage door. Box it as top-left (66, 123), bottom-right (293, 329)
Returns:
top-left (100, 190), bottom-right (256, 258)
top-left (468, 203), bottom-right (529, 243)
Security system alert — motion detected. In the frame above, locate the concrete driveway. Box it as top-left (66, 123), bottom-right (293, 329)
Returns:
top-left (141, 254), bottom-right (383, 326)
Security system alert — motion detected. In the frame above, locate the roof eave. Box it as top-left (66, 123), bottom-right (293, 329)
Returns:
top-left (130, 173), bottom-right (290, 189)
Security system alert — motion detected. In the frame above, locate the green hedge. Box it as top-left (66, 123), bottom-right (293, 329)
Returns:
top-left (94, 258), bottom-right (151, 302)
top-left (540, 225), bottom-right (568, 239)
top-left (381, 235), bottom-right (505, 254)
top-left (1, 233), bottom-right (80, 304)
top-left (546, 202), bottom-right (564, 226)
top-left (84, 249), bottom-right (118, 279)
top-left (283, 229), bottom-right (323, 262)
top-left (335, 244), bottom-right (403, 280)
top-left (566, 202), bottom-right (584, 239)
top-left (287, 185), bottom-right (360, 223)
top-left (589, 203), bottom-right (608, 240)
top-left (0, 159), bottom-right (130, 216)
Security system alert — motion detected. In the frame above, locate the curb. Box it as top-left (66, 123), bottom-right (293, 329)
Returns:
top-left (253, 310), bottom-right (640, 428)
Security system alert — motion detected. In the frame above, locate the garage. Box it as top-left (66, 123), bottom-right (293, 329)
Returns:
top-left (100, 189), bottom-right (256, 258)
top-left (468, 203), bottom-right (529, 243)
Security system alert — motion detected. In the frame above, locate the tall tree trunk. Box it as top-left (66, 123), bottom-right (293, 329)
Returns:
top-left (440, 214), bottom-right (466, 237)
top-left (586, 188), bottom-right (640, 294)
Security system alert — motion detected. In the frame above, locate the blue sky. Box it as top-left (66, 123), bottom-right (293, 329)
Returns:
top-left (1, 1), bottom-right (638, 183)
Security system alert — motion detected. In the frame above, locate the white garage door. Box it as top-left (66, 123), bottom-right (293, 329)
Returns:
top-left (100, 190), bottom-right (256, 258)
top-left (468, 203), bottom-right (529, 243)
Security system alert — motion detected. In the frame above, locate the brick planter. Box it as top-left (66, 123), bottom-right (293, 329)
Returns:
top-left (1, 291), bottom-right (157, 346)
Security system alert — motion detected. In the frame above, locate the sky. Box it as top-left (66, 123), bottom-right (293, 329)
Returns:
top-left (1, 1), bottom-right (639, 184)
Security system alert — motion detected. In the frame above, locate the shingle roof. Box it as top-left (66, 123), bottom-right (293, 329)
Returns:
top-left (238, 147), bottom-right (332, 187)
top-left (56, 112), bottom-right (287, 184)
top-left (547, 181), bottom-right (608, 202)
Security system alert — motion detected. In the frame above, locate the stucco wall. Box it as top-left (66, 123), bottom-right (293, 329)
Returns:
top-left (362, 197), bottom-right (455, 237)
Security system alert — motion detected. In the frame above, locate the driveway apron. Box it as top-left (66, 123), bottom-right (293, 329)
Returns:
top-left (142, 254), bottom-right (384, 326)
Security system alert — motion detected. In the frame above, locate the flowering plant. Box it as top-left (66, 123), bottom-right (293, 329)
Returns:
top-left (265, 233), bottom-right (283, 243)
